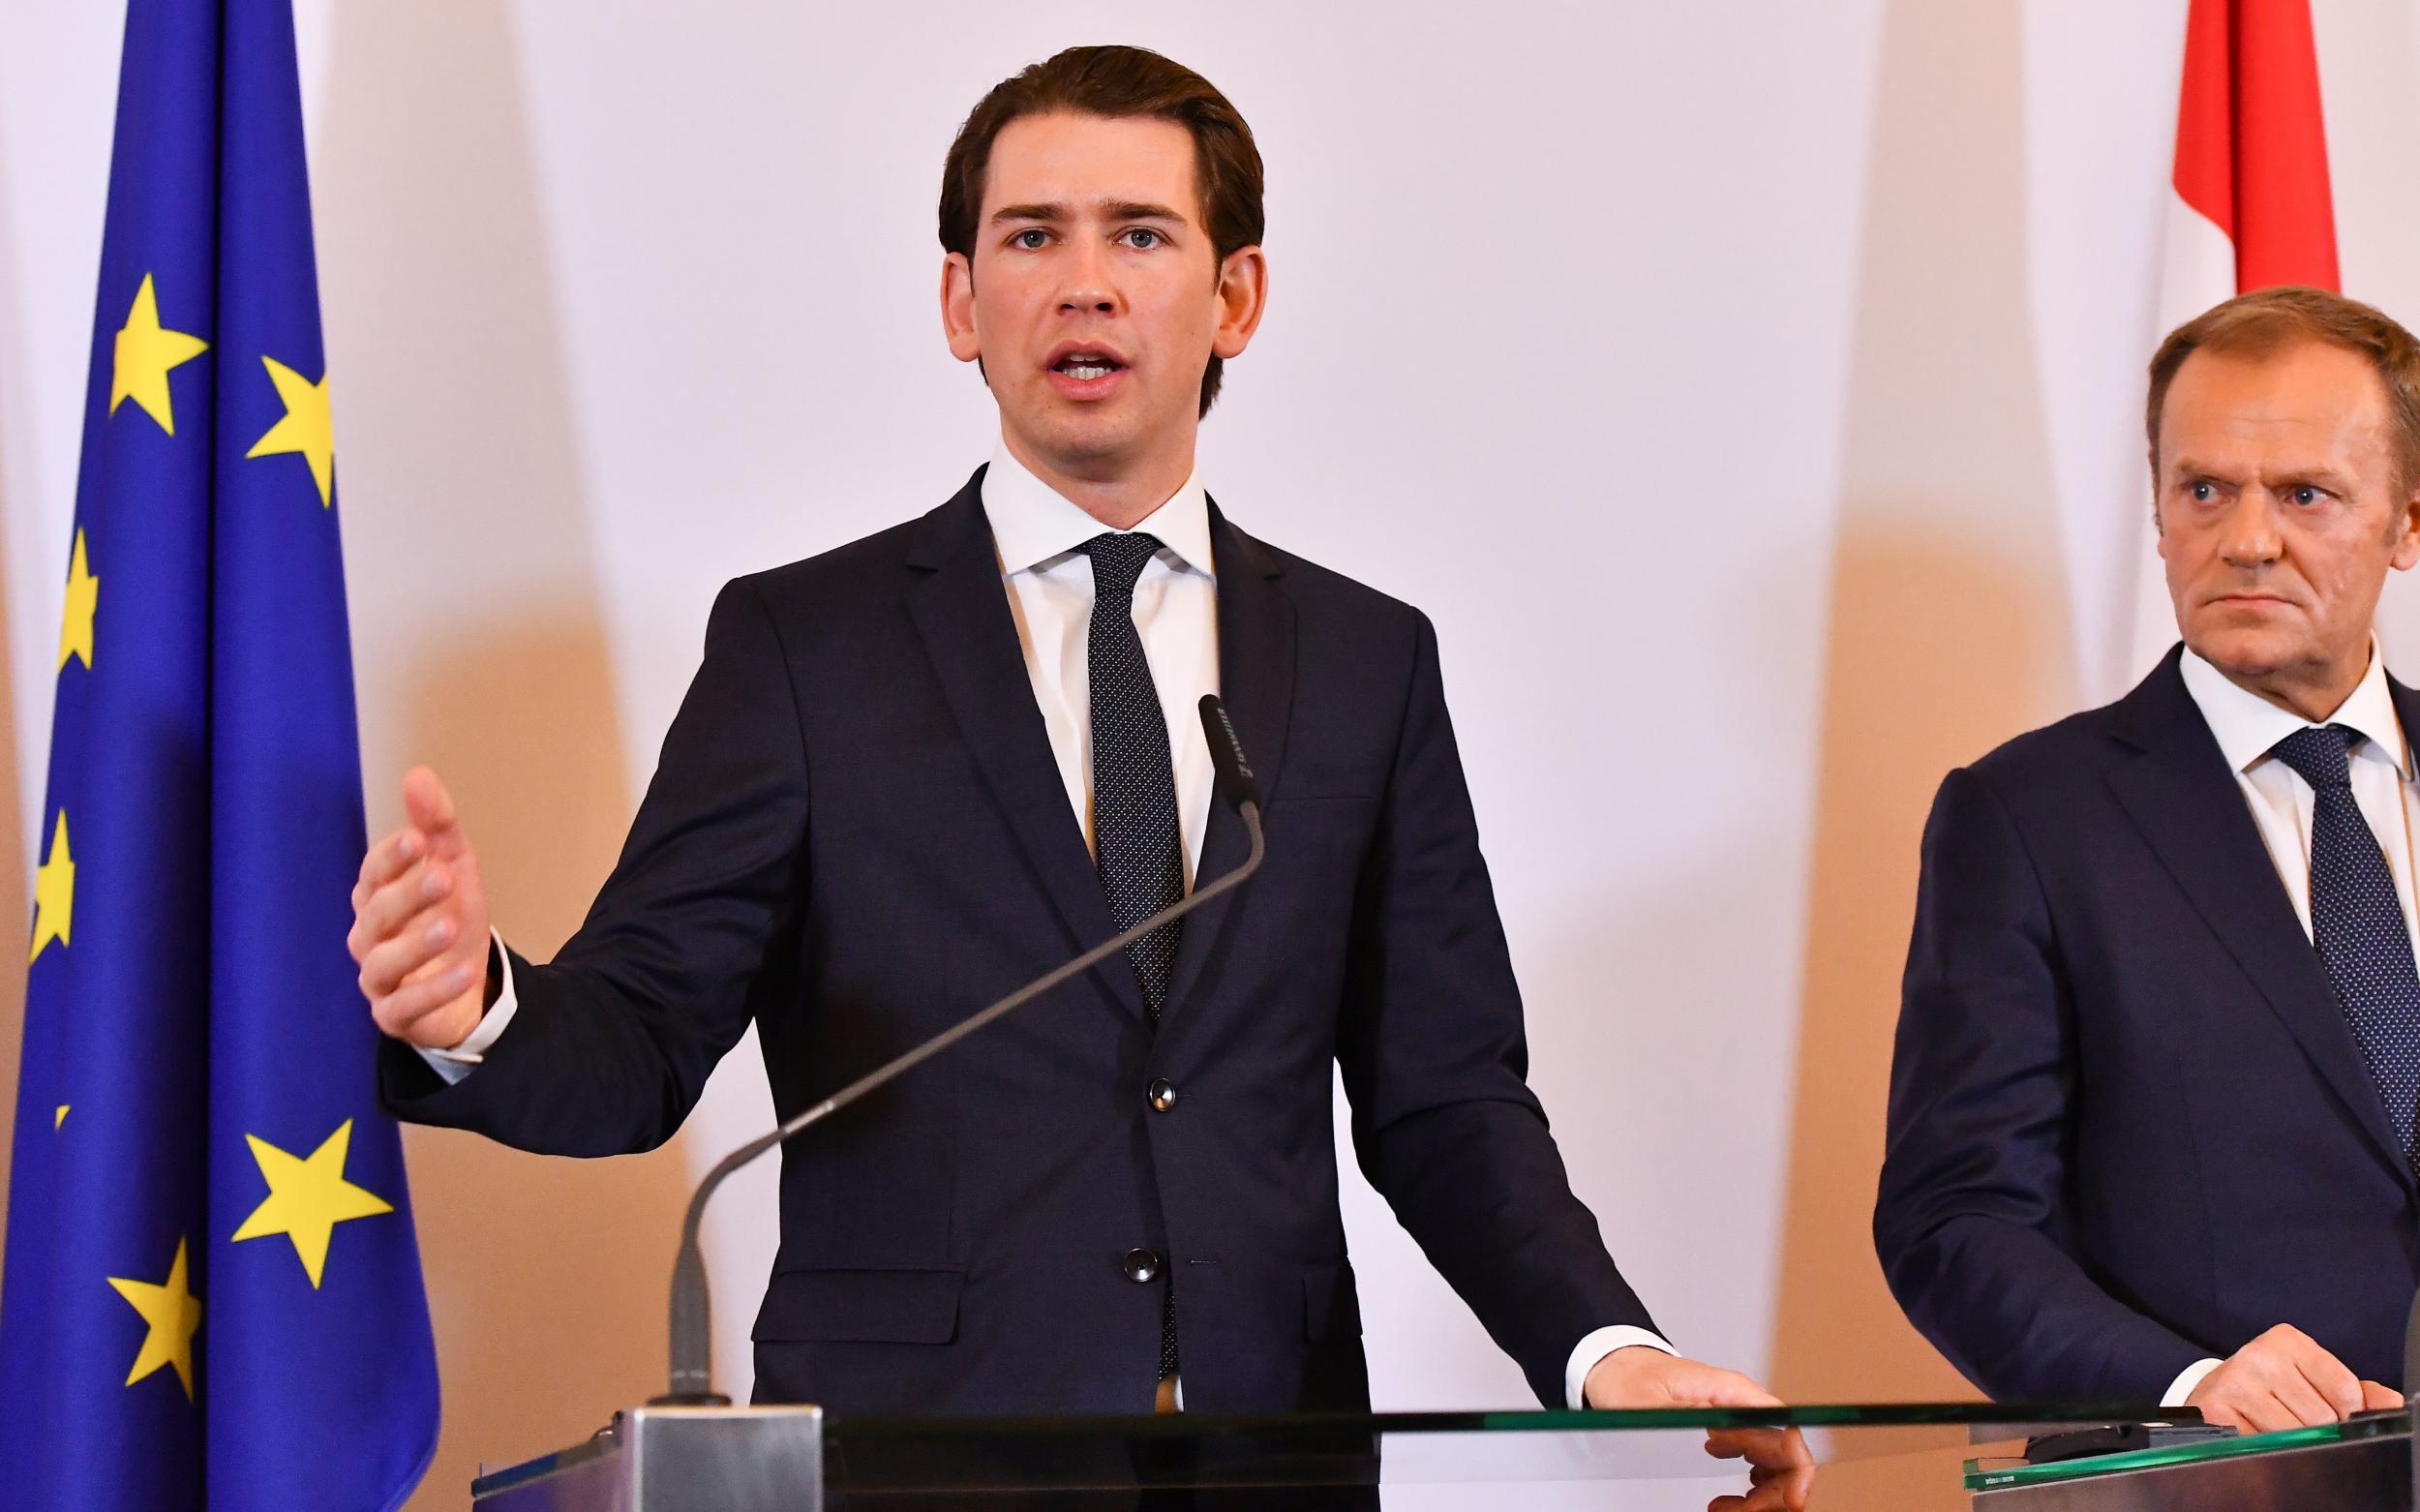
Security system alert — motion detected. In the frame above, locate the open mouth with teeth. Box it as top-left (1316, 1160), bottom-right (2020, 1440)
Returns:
top-left (1053, 352), bottom-right (1125, 380)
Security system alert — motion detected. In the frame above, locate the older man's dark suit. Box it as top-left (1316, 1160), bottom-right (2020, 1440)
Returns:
top-left (1877, 647), bottom-right (2420, 1402)
top-left (380, 469), bottom-right (1652, 1417)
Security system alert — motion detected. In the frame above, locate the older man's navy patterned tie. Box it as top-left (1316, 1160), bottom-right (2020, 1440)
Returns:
top-left (2269, 724), bottom-right (2420, 1175)
top-left (1080, 530), bottom-right (1185, 1385)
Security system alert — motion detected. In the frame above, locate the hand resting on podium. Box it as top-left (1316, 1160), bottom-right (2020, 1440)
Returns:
top-left (1587, 1346), bottom-right (1814, 1510)
top-left (2183, 1323), bottom-right (2403, 1435)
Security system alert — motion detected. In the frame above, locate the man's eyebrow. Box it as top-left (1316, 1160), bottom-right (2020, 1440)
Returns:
top-left (1105, 200), bottom-right (1189, 224)
top-left (990, 202), bottom-right (1068, 225)
top-left (2275, 467), bottom-right (2360, 492)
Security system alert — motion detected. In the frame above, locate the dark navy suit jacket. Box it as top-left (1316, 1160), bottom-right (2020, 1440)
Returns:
top-left (380, 469), bottom-right (1653, 1416)
top-left (1876, 647), bottom-right (2420, 1401)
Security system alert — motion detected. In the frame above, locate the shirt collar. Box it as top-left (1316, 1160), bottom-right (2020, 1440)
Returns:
top-left (980, 439), bottom-right (1215, 580)
top-left (2180, 637), bottom-right (2413, 779)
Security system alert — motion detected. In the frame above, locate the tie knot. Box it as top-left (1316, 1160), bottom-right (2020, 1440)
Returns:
top-left (2270, 723), bottom-right (2358, 793)
top-left (1080, 531), bottom-right (1164, 604)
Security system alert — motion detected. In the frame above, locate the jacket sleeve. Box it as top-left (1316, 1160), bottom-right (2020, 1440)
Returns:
top-left (378, 576), bottom-right (811, 1156)
top-left (1874, 764), bottom-right (2206, 1401)
top-left (1335, 612), bottom-right (1656, 1407)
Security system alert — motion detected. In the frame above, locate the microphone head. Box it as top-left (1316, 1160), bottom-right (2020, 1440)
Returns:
top-left (1197, 695), bottom-right (1262, 812)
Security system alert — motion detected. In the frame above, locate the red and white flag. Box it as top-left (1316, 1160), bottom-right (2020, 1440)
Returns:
top-left (2128, 0), bottom-right (2340, 675)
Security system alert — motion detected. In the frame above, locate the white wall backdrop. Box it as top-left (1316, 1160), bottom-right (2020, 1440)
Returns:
top-left (8, 2), bottom-right (2420, 1504)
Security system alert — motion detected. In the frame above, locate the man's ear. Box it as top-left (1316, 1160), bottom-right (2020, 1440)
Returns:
top-left (2147, 451), bottom-right (2168, 551)
top-left (1210, 244), bottom-right (1268, 361)
top-left (941, 252), bottom-right (982, 363)
top-left (2391, 489), bottom-right (2420, 571)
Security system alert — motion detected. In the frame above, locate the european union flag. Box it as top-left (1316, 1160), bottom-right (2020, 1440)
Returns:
top-left (0, 0), bottom-right (441, 1505)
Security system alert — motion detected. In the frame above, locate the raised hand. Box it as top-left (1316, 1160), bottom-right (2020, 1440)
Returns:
top-left (348, 766), bottom-right (495, 1051)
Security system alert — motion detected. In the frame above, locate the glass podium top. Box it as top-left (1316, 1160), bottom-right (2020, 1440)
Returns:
top-left (815, 1402), bottom-right (2184, 1492)
top-left (478, 1400), bottom-right (2236, 1509)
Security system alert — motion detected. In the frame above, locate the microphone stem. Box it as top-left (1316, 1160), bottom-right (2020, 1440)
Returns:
top-left (661, 801), bottom-right (1264, 1403)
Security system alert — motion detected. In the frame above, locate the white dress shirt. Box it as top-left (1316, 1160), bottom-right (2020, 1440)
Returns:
top-left (419, 439), bottom-right (1670, 1405)
top-left (982, 441), bottom-right (1221, 882)
top-left (2162, 641), bottom-right (2420, 1406)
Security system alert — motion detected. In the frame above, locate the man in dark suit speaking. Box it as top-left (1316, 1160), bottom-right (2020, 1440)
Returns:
top-left (348, 45), bottom-right (1783, 1426)
top-left (1877, 287), bottom-right (2420, 1433)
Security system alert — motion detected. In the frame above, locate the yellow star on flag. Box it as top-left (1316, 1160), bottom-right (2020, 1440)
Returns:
top-left (244, 356), bottom-right (334, 506)
top-left (30, 811), bottom-right (73, 963)
top-left (108, 274), bottom-right (208, 436)
top-left (230, 1119), bottom-right (393, 1287)
top-left (107, 1236), bottom-right (202, 1400)
top-left (58, 529), bottom-right (98, 673)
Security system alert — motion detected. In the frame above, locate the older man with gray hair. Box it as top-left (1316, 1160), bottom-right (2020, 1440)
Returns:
top-left (1880, 286), bottom-right (2420, 1435)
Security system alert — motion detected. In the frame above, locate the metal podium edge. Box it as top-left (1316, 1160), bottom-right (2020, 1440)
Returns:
top-left (471, 1404), bottom-right (826, 1512)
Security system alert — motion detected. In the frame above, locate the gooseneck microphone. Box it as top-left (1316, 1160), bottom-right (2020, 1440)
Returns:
top-left (655, 694), bottom-right (1266, 1404)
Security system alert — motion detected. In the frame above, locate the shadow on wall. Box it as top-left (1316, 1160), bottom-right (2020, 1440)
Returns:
top-left (309, 2), bottom-right (691, 1503)
top-left (396, 617), bottom-right (681, 1494)
top-left (0, 125), bottom-right (38, 1259)
top-left (1767, 0), bottom-right (2080, 1417)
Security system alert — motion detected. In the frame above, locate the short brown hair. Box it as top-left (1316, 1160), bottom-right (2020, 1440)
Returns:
top-left (939, 45), bottom-right (1266, 418)
top-left (2147, 286), bottom-right (2420, 499)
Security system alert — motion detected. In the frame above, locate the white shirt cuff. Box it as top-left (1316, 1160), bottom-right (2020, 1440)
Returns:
top-left (2163, 1357), bottom-right (2223, 1408)
top-left (409, 929), bottom-right (520, 1086)
top-left (1565, 1325), bottom-right (1679, 1409)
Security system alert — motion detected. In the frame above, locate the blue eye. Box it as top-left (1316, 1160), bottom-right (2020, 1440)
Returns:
top-left (2290, 485), bottom-right (2323, 506)
top-left (1122, 229), bottom-right (1162, 250)
top-left (1012, 229), bottom-right (1047, 251)
top-left (2190, 481), bottom-right (2216, 501)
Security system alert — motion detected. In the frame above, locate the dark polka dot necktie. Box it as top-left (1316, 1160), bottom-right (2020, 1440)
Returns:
top-left (2268, 724), bottom-right (2420, 1175)
top-left (1079, 530), bottom-right (1185, 1383)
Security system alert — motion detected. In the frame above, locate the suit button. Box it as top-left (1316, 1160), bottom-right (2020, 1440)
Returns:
top-left (1120, 1248), bottom-right (1163, 1284)
top-left (1147, 1078), bottom-right (1178, 1113)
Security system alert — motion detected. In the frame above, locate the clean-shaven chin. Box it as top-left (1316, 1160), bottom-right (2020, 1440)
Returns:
top-left (1022, 414), bottom-right (1138, 473)
top-left (2193, 629), bottom-right (2312, 683)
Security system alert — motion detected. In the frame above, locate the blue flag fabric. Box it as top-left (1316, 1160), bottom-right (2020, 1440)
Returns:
top-left (0, 1), bottom-right (441, 1506)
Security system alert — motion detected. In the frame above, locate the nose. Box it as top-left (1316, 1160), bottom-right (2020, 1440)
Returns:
top-left (2219, 492), bottom-right (2284, 569)
top-left (1058, 236), bottom-right (1119, 316)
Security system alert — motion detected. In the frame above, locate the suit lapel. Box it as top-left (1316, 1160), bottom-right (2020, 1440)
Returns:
top-left (2388, 671), bottom-right (2420, 778)
top-left (1163, 502), bottom-right (1294, 1026)
top-left (2106, 651), bottom-right (2412, 1178)
top-left (904, 470), bottom-right (1146, 1022)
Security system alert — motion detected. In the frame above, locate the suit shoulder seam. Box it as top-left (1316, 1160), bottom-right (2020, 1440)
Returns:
top-left (1956, 762), bottom-right (2066, 958)
top-left (730, 575), bottom-right (812, 780)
